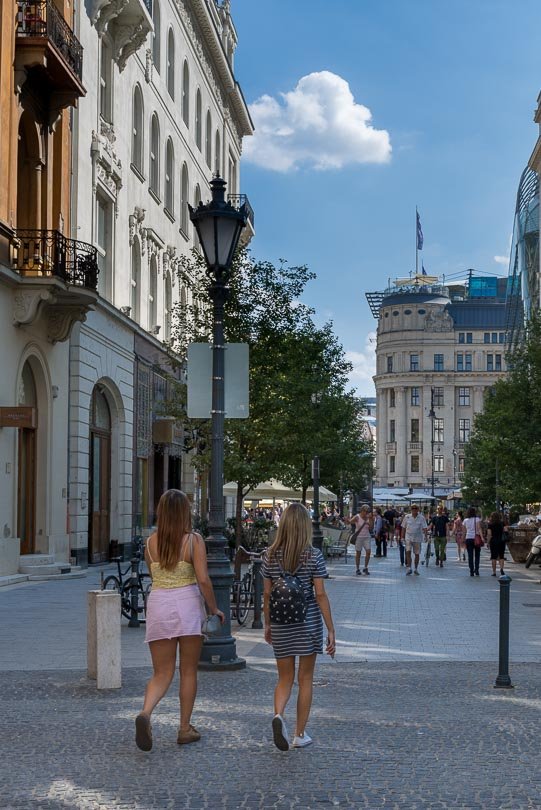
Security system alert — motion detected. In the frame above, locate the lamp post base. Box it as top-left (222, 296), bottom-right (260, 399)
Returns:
top-left (198, 656), bottom-right (246, 671)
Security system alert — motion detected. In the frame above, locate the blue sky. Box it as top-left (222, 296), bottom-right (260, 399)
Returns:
top-left (232, 0), bottom-right (541, 395)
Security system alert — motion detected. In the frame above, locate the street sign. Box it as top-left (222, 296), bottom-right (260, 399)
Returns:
top-left (187, 343), bottom-right (249, 419)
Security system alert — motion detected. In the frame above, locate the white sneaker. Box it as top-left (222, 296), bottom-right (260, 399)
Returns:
top-left (272, 714), bottom-right (289, 751)
top-left (292, 733), bottom-right (313, 748)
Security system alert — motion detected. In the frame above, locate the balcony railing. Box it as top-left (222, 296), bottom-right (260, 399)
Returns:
top-left (16, 0), bottom-right (83, 80)
top-left (407, 441), bottom-right (423, 452)
top-left (227, 194), bottom-right (254, 229)
top-left (385, 441), bottom-right (397, 453)
top-left (12, 230), bottom-right (99, 290)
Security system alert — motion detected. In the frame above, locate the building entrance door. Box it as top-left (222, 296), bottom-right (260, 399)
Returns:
top-left (89, 388), bottom-right (111, 563)
top-left (18, 427), bottom-right (36, 555)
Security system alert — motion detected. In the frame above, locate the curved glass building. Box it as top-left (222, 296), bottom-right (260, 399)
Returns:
top-left (506, 166), bottom-right (538, 351)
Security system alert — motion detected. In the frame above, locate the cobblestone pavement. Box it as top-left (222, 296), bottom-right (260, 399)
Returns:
top-left (2, 662), bottom-right (541, 809)
top-left (2, 547), bottom-right (541, 808)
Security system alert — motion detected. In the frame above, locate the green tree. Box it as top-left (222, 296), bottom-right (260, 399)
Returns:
top-left (463, 312), bottom-right (541, 511)
top-left (166, 249), bottom-right (373, 534)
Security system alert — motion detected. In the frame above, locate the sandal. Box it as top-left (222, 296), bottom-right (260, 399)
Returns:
top-left (135, 713), bottom-right (152, 752)
top-left (177, 724), bottom-right (201, 745)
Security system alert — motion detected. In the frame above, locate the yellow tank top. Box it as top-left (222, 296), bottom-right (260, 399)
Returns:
top-left (147, 533), bottom-right (198, 590)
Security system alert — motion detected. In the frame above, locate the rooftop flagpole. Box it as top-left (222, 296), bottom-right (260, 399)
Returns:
top-left (416, 206), bottom-right (419, 276)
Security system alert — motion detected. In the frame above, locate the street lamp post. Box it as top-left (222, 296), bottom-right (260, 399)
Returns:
top-left (429, 387), bottom-right (436, 498)
top-left (311, 456), bottom-right (324, 551)
top-left (189, 175), bottom-right (247, 670)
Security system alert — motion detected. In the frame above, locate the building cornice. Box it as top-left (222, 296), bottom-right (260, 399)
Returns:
top-left (189, 0), bottom-right (253, 137)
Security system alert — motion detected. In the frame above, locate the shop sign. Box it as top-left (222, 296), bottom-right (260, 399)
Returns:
top-left (0, 406), bottom-right (37, 429)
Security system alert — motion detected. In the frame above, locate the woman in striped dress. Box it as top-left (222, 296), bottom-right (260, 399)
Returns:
top-left (262, 503), bottom-right (335, 750)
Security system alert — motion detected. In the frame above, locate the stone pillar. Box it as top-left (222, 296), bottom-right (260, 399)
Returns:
top-left (87, 590), bottom-right (121, 689)
top-left (377, 385), bottom-right (387, 485)
top-left (396, 387), bottom-right (407, 485)
top-left (473, 385), bottom-right (484, 416)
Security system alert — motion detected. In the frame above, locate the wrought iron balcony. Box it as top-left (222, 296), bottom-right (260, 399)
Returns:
top-left (16, 0), bottom-right (85, 101)
top-left (228, 194), bottom-right (255, 247)
top-left (227, 194), bottom-right (254, 229)
top-left (12, 230), bottom-right (98, 290)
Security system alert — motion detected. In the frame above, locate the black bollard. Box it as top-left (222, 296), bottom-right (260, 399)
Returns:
top-left (251, 558), bottom-right (263, 630)
top-left (494, 574), bottom-right (513, 689)
top-left (128, 557), bottom-right (140, 628)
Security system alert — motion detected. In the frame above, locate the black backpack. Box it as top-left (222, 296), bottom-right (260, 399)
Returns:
top-left (269, 558), bottom-right (307, 625)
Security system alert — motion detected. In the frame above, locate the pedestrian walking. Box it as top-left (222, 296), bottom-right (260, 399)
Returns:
top-left (453, 511), bottom-right (466, 561)
top-left (135, 489), bottom-right (224, 752)
top-left (374, 507), bottom-right (388, 557)
top-left (487, 511), bottom-right (506, 576)
top-left (463, 506), bottom-right (485, 577)
top-left (401, 504), bottom-right (428, 575)
top-left (430, 505), bottom-right (450, 568)
top-left (262, 503), bottom-right (335, 751)
top-left (347, 504), bottom-right (374, 575)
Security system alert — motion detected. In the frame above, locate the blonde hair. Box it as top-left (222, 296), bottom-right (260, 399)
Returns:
top-left (156, 489), bottom-right (192, 570)
top-left (268, 502), bottom-right (312, 572)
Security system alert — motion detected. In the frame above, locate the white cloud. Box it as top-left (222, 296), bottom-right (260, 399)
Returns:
top-left (244, 71), bottom-right (391, 172)
top-left (494, 255), bottom-right (509, 266)
top-left (345, 332), bottom-right (377, 397)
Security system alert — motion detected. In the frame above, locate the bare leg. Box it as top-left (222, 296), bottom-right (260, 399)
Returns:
top-left (178, 635), bottom-right (203, 732)
top-left (355, 550), bottom-right (361, 571)
top-left (364, 548), bottom-right (371, 570)
top-left (492, 557), bottom-right (497, 574)
top-left (405, 548), bottom-right (412, 569)
top-left (274, 656), bottom-right (295, 717)
top-left (142, 638), bottom-right (178, 717)
top-left (499, 555), bottom-right (505, 573)
top-left (414, 551), bottom-right (420, 570)
top-left (295, 654), bottom-right (317, 737)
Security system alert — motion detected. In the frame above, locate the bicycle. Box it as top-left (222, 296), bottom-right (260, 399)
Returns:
top-left (102, 536), bottom-right (152, 622)
top-left (231, 546), bottom-right (263, 626)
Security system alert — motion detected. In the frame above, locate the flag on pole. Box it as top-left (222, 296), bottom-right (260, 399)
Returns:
top-left (416, 211), bottom-right (424, 251)
top-left (422, 263), bottom-right (427, 276)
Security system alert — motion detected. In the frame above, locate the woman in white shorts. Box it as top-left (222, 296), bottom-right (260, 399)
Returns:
top-left (347, 504), bottom-right (374, 576)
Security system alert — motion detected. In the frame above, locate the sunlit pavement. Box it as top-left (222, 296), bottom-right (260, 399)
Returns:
top-left (2, 547), bottom-right (541, 808)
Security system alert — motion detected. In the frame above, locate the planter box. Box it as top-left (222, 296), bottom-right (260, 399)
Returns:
top-left (507, 526), bottom-right (539, 563)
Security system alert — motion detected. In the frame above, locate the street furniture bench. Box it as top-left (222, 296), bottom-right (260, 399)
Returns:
top-left (325, 527), bottom-right (351, 563)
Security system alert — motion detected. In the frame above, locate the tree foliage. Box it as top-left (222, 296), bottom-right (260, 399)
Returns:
top-left (463, 312), bottom-right (541, 511)
top-left (167, 249), bottom-right (373, 528)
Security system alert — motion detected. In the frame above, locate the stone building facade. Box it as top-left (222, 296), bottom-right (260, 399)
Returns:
top-left (369, 275), bottom-right (508, 493)
top-left (68, 0), bottom-right (253, 563)
top-left (0, 0), bottom-right (98, 574)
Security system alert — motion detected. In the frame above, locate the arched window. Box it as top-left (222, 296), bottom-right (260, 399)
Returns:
top-left (215, 129), bottom-right (221, 174)
top-left (205, 110), bottom-right (212, 168)
top-left (195, 89), bottom-right (202, 150)
top-left (193, 184), bottom-right (201, 250)
top-left (131, 239), bottom-right (141, 322)
top-left (152, 0), bottom-right (161, 73)
top-left (149, 255), bottom-right (158, 330)
top-left (181, 163), bottom-right (189, 233)
top-left (164, 272), bottom-right (172, 341)
top-left (166, 28), bottom-right (175, 99)
top-left (182, 61), bottom-right (190, 127)
top-left (132, 85), bottom-right (144, 172)
top-left (165, 138), bottom-right (174, 214)
top-left (149, 114), bottom-right (160, 196)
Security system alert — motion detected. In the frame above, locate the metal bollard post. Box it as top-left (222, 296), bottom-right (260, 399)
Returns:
top-left (494, 574), bottom-right (513, 689)
top-left (251, 558), bottom-right (263, 629)
top-left (128, 557), bottom-right (140, 628)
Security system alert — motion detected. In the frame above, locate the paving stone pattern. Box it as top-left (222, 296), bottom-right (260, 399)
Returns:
top-left (2, 546), bottom-right (541, 807)
top-left (2, 663), bottom-right (541, 809)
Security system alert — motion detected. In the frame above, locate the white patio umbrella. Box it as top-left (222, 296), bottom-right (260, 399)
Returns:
top-left (223, 479), bottom-right (297, 500)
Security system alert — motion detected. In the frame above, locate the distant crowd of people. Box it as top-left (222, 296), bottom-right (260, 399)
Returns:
top-left (346, 503), bottom-right (509, 578)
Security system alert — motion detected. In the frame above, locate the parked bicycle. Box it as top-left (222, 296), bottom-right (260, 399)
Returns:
top-left (102, 536), bottom-right (152, 622)
top-left (231, 546), bottom-right (263, 626)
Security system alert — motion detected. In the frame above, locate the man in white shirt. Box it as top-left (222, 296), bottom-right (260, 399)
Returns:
top-left (401, 504), bottom-right (428, 575)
